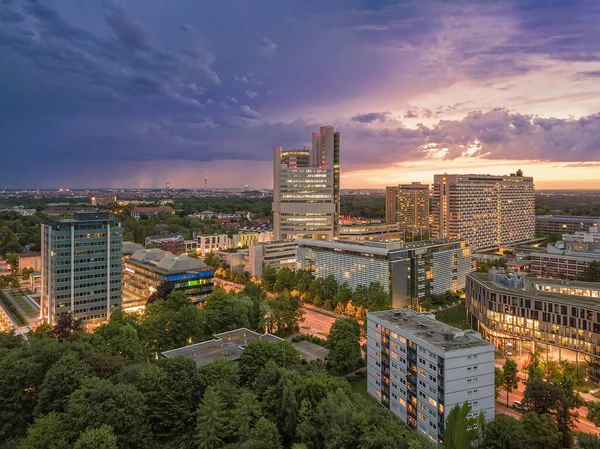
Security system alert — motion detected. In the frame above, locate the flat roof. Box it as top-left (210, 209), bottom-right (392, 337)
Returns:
top-left (161, 328), bottom-right (283, 366)
top-left (369, 309), bottom-right (492, 352)
top-left (296, 237), bottom-right (465, 255)
top-left (468, 272), bottom-right (600, 308)
top-left (536, 215), bottom-right (600, 221)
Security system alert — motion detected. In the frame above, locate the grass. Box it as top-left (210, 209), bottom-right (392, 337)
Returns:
top-left (435, 304), bottom-right (469, 330)
top-left (349, 379), bottom-right (380, 407)
top-left (0, 291), bottom-right (27, 326)
top-left (10, 291), bottom-right (36, 317)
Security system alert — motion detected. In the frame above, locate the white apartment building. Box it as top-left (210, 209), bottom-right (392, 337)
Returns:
top-left (272, 126), bottom-right (340, 241)
top-left (194, 233), bottom-right (232, 256)
top-left (431, 171), bottom-right (535, 251)
top-left (367, 309), bottom-right (495, 445)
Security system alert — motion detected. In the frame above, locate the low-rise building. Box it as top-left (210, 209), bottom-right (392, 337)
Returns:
top-left (215, 250), bottom-right (248, 273)
top-left (18, 251), bottom-right (41, 273)
top-left (161, 328), bottom-right (283, 367)
top-left (466, 270), bottom-right (600, 381)
top-left (367, 309), bottom-right (495, 444)
top-left (536, 215), bottom-right (600, 235)
top-left (122, 249), bottom-right (214, 311)
top-left (530, 247), bottom-right (600, 280)
top-left (122, 241), bottom-right (145, 258)
top-left (145, 234), bottom-right (186, 255)
top-left (248, 239), bottom-right (297, 279)
top-left (296, 239), bottom-right (472, 308)
top-left (194, 233), bottom-right (232, 256)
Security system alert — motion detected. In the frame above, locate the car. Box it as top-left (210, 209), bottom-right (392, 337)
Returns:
top-left (512, 400), bottom-right (524, 410)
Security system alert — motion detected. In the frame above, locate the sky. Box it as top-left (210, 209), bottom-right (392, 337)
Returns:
top-left (1, 0), bottom-right (600, 189)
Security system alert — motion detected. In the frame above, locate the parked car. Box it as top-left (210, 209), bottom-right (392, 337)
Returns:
top-left (512, 400), bottom-right (524, 410)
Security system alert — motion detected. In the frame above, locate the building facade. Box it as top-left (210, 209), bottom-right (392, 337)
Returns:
top-left (367, 309), bottom-right (495, 444)
top-left (40, 212), bottom-right (123, 325)
top-left (272, 126), bottom-right (340, 241)
top-left (131, 206), bottom-right (175, 220)
top-left (536, 216), bottom-right (600, 235)
top-left (339, 223), bottom-right (404, 242)
top-left (385, 183), bottom-right (430, 229)
top-left (194, 233), bottom-right (232, 256)
top-left (431, 172), bottom-right (535, 250)
top-left (530, 246), bottom-right (600, 280)
top-left (296, 238), bottom-right (472, 308)
top-left (145, 235), bottom-right (186, 255)
top-left (247, 239), bottom-right (297, 279)
top-left (122, 249), bottom-right (214, 310)
top-left (466, 270), bottom-right (600, 381)
top-left (18, 251), bottom-right (41, 273)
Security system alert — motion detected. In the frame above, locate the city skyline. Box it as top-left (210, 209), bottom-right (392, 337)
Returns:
top-left (1, 1), bottom-right (600, 189)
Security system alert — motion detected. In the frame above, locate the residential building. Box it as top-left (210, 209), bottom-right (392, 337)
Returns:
top-left (536, 215), bottom-right (600, 235)
top-left (18, 251), bottom-right (41, 273)
top-left (231, 231), bottom-right (273, 248)
top-left (161, 328), bottom-right (283, 367)
top-left (367, 309), bottom-right (495, 444)
top-left (466, 270), bottom-right (600, 381)
top-left (530, 244), bottom-right (600, 280)
top-left (122, 249), bottom-right (214, 311)
top-left (272, 126), bottom-right (340, 241)
top-left (248, 239), bottom-right (297, 279)
top-left (194, 233), bottom-right (232, 256)
top-left (40, 212), bottom-right (123, 325)
top-left (386, 182), bottom-right (430, 229)
top-left (145, 234), bottom-right (185, 255)
top-left (339, 223), bottom-right (404, 242)
top-left (431, 172), bottom-right (535, 250)
top-left (296, 238), bottom-right (472, 308)
top-left (131, 206), bottom-right (175, 220)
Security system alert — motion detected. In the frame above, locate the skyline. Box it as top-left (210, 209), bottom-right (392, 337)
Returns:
top-left (1, 1), bottom-right (600, 189)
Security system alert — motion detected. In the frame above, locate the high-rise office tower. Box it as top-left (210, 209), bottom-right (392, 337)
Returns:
top-left (385, 182), bottom-right (430, 229)
top-left (272, 126), bottom-right (340, 241)
top-left (431, 172), bottom-right (535, 250)
top-left (40, 212), bottom-right (123, 325)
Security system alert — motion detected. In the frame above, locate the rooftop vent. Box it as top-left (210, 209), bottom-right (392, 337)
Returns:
top-left (443, 333), bottom-right (455, 341)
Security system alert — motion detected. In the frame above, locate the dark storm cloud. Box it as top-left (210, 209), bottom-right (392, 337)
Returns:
top-left (0, 0), bottom-right (599, 187)
top-left (351, 112), bottom-right (391, 123)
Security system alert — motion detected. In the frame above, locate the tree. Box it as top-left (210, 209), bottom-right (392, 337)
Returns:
top-left (588, 401), bottom-right (600, 427)
top-left (327, 338), bottom-right (362, 376)
top-left (333, 282), bottom-right (352, 308)
top-left (196, 386), bottom-right (229, 449)
top-left (204, 252), bottom-right (222, 270)
top-left (444, 402), bottom-right (477, 449)
top-left (233, 391), bottom-right (263, 449)
top-left (327, 318), bottom-right (361, 349)
top-left (577, 433), bottom-right (600, 449)
top-left (19, 412), bottom-right (69, 449)
top-left (367, 282), bottom-right (391, 311)
top-left (294, 270), bottom-right (313, 295)
top-left (582, 261), bottom-right (600, 282)
top-left (66, 377), bottom-right (150, 449)
top-left (502, 359), bottom-right (519, 407)
top-left (521, 412), bottom-right (561, 449)
top-left (273, 267), bottom-right (295, 293)
top-left (323, 275), bottom-right (338, 302)
top-left (494, 367), bottom-right (504, 400)
top-left (261, 265), bottom-right (277, 291)
top-left (483, 415), bottom-right (525, 449)
top-left (239, 340), bottom-right (302, 381)
top-left (248, 417), bottom-right (282, 449)
top-left (73, 425), bottom-right (118, 449)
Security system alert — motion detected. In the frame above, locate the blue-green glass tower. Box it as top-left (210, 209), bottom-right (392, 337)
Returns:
top-left (41, 212), bottom-right (123, 325)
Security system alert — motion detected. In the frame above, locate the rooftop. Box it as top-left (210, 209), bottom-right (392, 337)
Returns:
top-left (161, 328), bottom-right (283, 366)
top-left (369, 308), bottom-right (492, 352)
top-left (18, 251), bottom-right (41, 258)
top-left (296, 237), bottom-right (466, 255)
top-left (536, 215), bottom-right (600, 221)
top-left (468, 271), bottom-right (600, 308)
top-left (128, 248), bottom-right (210, 274)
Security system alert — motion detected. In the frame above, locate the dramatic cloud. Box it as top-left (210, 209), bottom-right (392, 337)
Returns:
top-left (0, 0), bottom-right (599, 188)
top-left (351, 112), bottom-right (391, 123)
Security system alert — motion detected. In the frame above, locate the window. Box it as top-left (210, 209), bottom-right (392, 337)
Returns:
top-left (391, 332), bottom-right (398, 339)
top-left (428, 398), bottom-right (437, 407)
top-left (400, 399), bottom-right (406, 407)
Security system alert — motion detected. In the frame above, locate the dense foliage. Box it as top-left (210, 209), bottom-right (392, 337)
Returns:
top-left (0, 289), bottom-right (435, 449)
top-left (535, 193), bottom-right (600, 217)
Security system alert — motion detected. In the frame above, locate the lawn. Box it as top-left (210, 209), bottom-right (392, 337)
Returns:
top-left (349, 379), bottom-right (380, 407)
top-left (11, 291), bottom-right (37, 317)
top-left (435, 304), bottom-right (469, 330)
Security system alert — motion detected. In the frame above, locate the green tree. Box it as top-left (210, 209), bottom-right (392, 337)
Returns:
top-left (522, 412), bottom-right (561, 449)
top-left (322, 275), bottom-right (339, 302)
top-left (502, 359), bottom-right (519, 407)
top-left (588, 401), bottom-right (600, 427)
top-left (248, 417), bottom-right (282, 449)
top-left (483, 415), bottom-right (525, 449)
top-left (352, 284), bottom-right (369, 308)
top-left (261, 265), bottom-right (277, 292)
top-left (444, 402), bottom-right (477, 449)
top-left (239, 340), bottom-right (302, 382)
top-left (494, 367), bottom-right (504, 400)
top-left (273, 267), bottom-right (295, 293)
top-left (196, 386), bottom-right (229, 449)
top-left (203, 252), bottom-right (222, 270)
top-left (233, 391), bottom-right (263, 449)
top-left (577, 433), bottom-right (600, 449)
top-left (18, 412), bottom-right (69, 449)
top-left (327, 318), bottom-right (361, 348)
top-left (294, 270), bottom-right (313, 295)
top-left (367, 282), bottom-right (391, 311)
top-left (582, 261), bottom-right (600, 282)
top-left (66, 377), bottom-right (150, 449)
top-left (73, 425), bottom-right (118, 449)
top-left (327, 338), bottom-right (362, 376)
top-left (333, 282), bottom-right (352, 308)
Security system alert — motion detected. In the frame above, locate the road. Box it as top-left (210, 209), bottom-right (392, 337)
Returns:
top-left (497, 384), bottom-right (600, 435)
